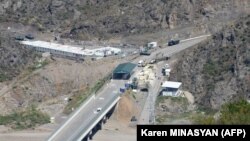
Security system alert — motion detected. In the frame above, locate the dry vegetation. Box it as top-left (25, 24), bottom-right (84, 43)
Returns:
top-left (0, 106), bottom-right (50, 130)
top-left (0, 55), bottom-right (128, 118)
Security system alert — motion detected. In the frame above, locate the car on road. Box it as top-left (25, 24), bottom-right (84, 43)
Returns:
top-left (96, 108), bottom-right (102, 112)
top-left (94, 107), bottom-right (102, 114)
top-left (168, 39), bottom-right (180, 46)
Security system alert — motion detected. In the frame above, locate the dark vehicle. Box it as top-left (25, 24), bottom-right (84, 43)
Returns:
top-left (131, 116), bottom-right (137, 122)
top-left (140, 87), bottom-right (148, 92)
top-left (168, 40), bottom-right (180, 46)
top-left (25, 34), bottom-right (34, 40)
top-left (14, 36), bottom-right (24, 41)
top-left (140, 51), bottom-right (151, 56)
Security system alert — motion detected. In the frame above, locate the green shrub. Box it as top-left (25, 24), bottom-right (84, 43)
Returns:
top-left (219, 99), bottom-right (250, 124)
top-left (63, 73), bottom-right (111, 114)
top-left (0, 106), bottom-right (50, 130)
top-left (0, 73), bottom-right (8, 82)
top-left (193, 99), bottom-right (250, 125)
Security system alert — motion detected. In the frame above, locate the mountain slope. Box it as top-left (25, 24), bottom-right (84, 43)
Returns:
top-left (171, 15), bottom-right (250, 109)
top-left (0, 0), bottom-right (249, 40)
top-left (0, 33), bottom-right (34, 82)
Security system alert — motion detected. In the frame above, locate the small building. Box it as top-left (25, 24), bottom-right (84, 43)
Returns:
top-left (162, 68), bottom-right (171, 76)
top-left (112, 63), bottom-right (136, 80)
top-left (161, 81), bottom-right (182, 97)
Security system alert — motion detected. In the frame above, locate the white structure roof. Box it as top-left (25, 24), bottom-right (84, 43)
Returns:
top-left (138, 60), bottom-right (144, 63)
top-left (165, 69), bottom-right (171, 72)
top-left (162, 81), bottom-right (182, 89)
top-left (20, 40), bottom-right (121, 57)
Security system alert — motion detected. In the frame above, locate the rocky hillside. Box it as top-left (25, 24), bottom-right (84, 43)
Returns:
top-left (0, 0), bottom-right (249, 40)
top-left (0, 33), bottom-right (34, 82)
top-left (171, 15), bottom-right (250, 109)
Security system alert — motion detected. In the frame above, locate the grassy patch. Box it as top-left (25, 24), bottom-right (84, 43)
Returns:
top-left (156, 112), bottom-right (191, 124)
top-left (28, 60), bottom-right (49, 72)
top-left (91, 78), bottom-right (107, 94)
top-left (155, 96), bottom-right (191, 124)
top-left (63, 89), bottom-right (90, 115)
top-left (156, 114), bottom-right (168, 123)
top-left (126, 90), bottom-right (136, 100)
top-left (156, 96), bottom-right (188, 106)
top-left (63, 73), bottom-right (111, 114)
top-left (193, 99), bottom-right (250, 125)
top-left (155, 96), bottom-right (166, 106)
top-left (203, 61), bottom-right (219, 76)
top-left (191, 114), bottom-right (216, 125)
top-left (0, 106), bottom-right (50, 130)
top-left (219, 99), bottom-right (250, 124)
top-left (0, 73), bottom-right (8, 82)
top-left (168, 96), bottom-right (189, 104)
top-left (132, 93), bottom-right (136, 100)
top-left (197, 106), bottom-right (217, 115)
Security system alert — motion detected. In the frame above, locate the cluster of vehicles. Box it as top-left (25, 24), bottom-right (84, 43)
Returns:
top-left (89, 39), bottom-right (179, 121)
top-left (138, 59), bottom-right (156, 67)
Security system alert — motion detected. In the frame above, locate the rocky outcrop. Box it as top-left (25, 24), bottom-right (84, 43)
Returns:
top-left (0, 0), bottom-right (249, 40)
top-left (0, 32), bottom-right (34, 81)
top-left (171, 15), bottom-right (250, 109)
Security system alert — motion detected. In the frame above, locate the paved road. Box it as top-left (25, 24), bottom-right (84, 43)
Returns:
top-left (140, 34), bottom-right (211, 63)
top-left (138, 35), bottom-right (210, 124)
top-left (47, 80), bottom-right (125, 141)
top-left (47, 35), bottom-right (210, 140)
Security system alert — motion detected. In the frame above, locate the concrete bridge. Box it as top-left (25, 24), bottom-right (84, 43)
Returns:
top-left (47, 80), bottom-right (124, 141)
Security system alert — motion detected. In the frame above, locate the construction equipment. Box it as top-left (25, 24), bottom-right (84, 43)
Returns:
top-left (139, 43), bottom-right (152, 56)
top-left (139, 47), bottom-right (151, 56)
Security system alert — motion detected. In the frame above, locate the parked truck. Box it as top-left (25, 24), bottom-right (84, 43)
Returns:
top-left (139, 47), bottom-right (151, 56)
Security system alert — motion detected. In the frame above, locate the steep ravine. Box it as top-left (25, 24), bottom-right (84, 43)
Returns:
top-left (171, 15), bottom-right (250, 109)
